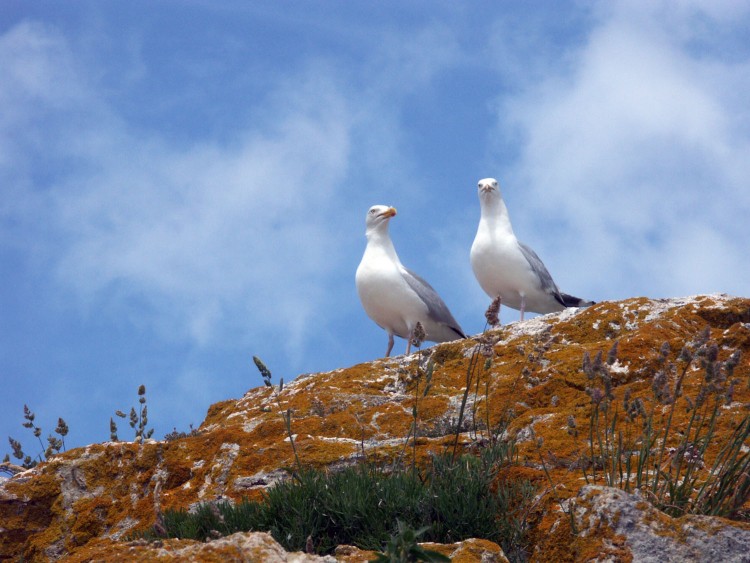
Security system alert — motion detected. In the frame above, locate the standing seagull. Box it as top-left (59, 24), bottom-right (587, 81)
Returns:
top-left (356, 205), bottom-right (466, 357)
top-left (470, 178), bottom-right (594, 322)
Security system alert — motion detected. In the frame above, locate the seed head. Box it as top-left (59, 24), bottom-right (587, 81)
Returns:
top-left (485, 296), bottom-right (501, 327)
top-left (678, 345), bottom-right (693, 363)
top-left (652, 370), bottom-right (671, 403)
top-left (725, 380), bottom-right (736, 404)
top-left (587, 386), bottom-right (604, 406)
top-left (9, 437), bottom-right (24, 460)
top-left (410, 322), bottom-right (426, 348)
top-left (607, 341), bottom-right (619, 365)
top-left (582, 352), bottom-right (593, 379)
top-left (725, 350), bottom-right (741, 379)
top-left (706, 343), bottom-right (719, 363)
top-left (696, 326), bottom-right (711, 347)
top-left (55, 418), bottom-right (69, 437)
top-left (110, 418), bottom-right (118, 441)
top-left (478, 334), bottom-right (497, 358)
top-left (659, 341), bottom-right (671, 359)
top-left (253, 356), bottom-right (273, 386)
top-left (592, 351), bottom-right (603, 372)
top-left (566, 415), bottom-right (578, 437)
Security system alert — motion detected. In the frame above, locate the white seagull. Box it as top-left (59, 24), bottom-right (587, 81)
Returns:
top-left (356, 205), bottom-right (466, 357)
top-left (470, 178), bottom-right (594, 323)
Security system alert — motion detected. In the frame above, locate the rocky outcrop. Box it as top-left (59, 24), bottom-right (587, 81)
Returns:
top-left (1, 294), bottom-right (748, 561)
top-left (534, 486), bottom-right (750, 562)
top-left (55, 533), bottom-right (508, 562)
top-left (66, 532), bottom-right (339, 562)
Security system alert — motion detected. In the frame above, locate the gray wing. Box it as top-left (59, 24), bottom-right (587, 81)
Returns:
top-left (401, 267), bottom-right (466, 338)
top-left (517, 241), bottom-right (566, 306)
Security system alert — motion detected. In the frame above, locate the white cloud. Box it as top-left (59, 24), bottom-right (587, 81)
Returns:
top-left (490, 1), bottom-right (750, 300)
top-left (0, 18), bottom-right (470, 368)
top-left (0, 22), bottom-right (357, 359)
top-left (58, 86), bottom-right (355, 352)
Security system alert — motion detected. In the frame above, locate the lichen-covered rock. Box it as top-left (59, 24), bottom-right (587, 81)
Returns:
top-left (1, 294), bottom-right (748, 561)
top-left (534, 486), bottom-right (750, 562)
top-left (65, 531), bottom-right (338, 562)
top-left (333, 538), bottom-right (509, 562)
top-left (62, 534), bottom-right (508, 562)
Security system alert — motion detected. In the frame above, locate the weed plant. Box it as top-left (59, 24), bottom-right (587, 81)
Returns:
top-left (2, 405), bottom-right (68, 473)
top-left (111, 385), bottom-right (154, 443)
top-left (252, 356), bottom-right (301, 470)
top-left (452, 297), bottom-right (503, 460)
top-left (371, 520), bottom-right (450, 562)
top-left (580, 328), bottom-right (749, 519)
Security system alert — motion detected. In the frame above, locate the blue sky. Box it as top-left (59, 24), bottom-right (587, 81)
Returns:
top-left (2, 1), bottom-right (749, 456)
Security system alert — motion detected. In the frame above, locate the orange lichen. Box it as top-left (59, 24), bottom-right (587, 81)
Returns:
top-left (1, 295), bottom-right (749, 561)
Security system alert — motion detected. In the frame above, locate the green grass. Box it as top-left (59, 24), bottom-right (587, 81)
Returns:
top-left (148, 443), bottom-right (535, 561)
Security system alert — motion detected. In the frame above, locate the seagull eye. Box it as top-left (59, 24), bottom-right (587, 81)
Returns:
top-left (477, 183), bottom-right (482, 188)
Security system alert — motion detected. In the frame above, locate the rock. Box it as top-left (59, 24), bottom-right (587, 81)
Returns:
top-left (333, 538), bottom-right (508, 562)
top-left (1, 295), bottom-right (748, 561)
top-left (64, 531), bottom-right (338, 562)
top-left (567, 486), bottom-right (750, 563)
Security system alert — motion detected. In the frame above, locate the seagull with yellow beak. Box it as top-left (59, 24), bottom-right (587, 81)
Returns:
top-left (356, 205), bottom-right (466, 357)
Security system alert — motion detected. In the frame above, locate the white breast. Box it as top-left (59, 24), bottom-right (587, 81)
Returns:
top-left (356, 247), bottom-right (428, 338)
top-left (471, 222), bottom-right (563, 313)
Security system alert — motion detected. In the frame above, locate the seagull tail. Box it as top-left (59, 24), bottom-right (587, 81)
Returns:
top-left (559, 293), bottom-right (596, 308)
top-left (449, 325), bottom-right (468, 340)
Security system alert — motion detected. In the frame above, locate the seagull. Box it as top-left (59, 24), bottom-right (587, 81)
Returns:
top-left (356, 205), bottom-right (466, 357)
top-left (470, 178), bottom-right (594, 323)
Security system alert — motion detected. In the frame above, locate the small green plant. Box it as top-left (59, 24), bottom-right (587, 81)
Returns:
top-left (111, 385), bottom-right (154, 443)
top-left (2, 405), bottom-right (68, 474)
top-left (145, 443), bottom-right (534, 561)
top-left (371, 521), bottom-right (450, 562)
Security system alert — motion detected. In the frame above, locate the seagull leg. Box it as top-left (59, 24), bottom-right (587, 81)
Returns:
top-left (405, 328), bottom-right (412, 356)
top-left (520, 295), bottom-right (526, 322)
top-left (386, 333), bottom-right (395, 358)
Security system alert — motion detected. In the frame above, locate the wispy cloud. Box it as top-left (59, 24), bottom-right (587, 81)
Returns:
top-left (0, 18), bottom-right (468, 366)
top-left (485, 1), bottom-right (750, 300)
top-left (1, 22), bottom-right (357, 359)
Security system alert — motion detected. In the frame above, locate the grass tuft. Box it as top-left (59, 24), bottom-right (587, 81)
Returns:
top-left (577, 329), bottom-right (749, 519)
top-left (144, 443), bottom-right (534, 561)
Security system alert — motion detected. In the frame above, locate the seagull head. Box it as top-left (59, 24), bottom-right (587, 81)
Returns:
top-left (365, 205), bottom-right (397, 233)
top-left (477, 178), bottom-right (501, 197)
